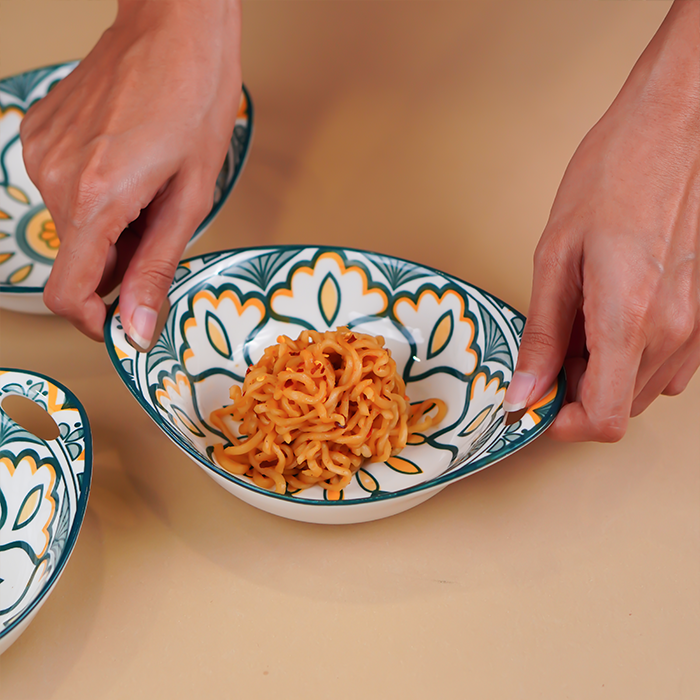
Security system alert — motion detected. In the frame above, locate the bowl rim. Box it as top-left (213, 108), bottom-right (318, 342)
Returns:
top-left (104, 244), bottom-right (566, 508)
top-left (0, 367), bottom-right (93, 642)
top-left (0, 60), bottom-right (254, 296)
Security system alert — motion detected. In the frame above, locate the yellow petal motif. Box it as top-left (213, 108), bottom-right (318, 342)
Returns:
top-left (6, 185), bottom-right (30, 204)
top-left (0, 252), bottom-right (14, 265)
top-left (172, 405), bottom-right (203, 436)
top-left (357, 468), bottom-right (380, 493)
top-left (428, 310), bottom-right (454, 359)
top-left (386, 456), bottom-right (422, 475)
top-left (319, 272), bottom-right (340, 326)
top-left (206, 312), bottom-right (232, 358)
top-left (9, 263), bottom-right (32, 284)
top-left (16, 487), bottom-right (42, 528)
top-left (460, 406), bottom-right (492, 435)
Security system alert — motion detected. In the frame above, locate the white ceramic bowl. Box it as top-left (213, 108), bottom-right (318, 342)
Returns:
top-left (105, 246), bottom-right (565, 524)
top-left (0, 61), bottom-right (253, 314)
top-left (0, 368), bottom-right (92, 655)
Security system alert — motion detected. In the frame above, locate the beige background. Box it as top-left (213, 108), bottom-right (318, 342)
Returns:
top-left (1, 1), bottom-right (698, 698)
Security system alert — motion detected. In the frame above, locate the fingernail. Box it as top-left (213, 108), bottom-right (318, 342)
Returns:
top-left (503, 371), bottom-right (536, 412)
top-left (129, 305), bottom-right (158, 349)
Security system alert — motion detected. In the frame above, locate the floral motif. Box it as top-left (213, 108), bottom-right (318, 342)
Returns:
top-left (38, 218), bottom-right (59, 249)
top-left (393, 287), bottom-right (479, 381)
top-left (0, 369), bottom-right (91, 647)
top-left (106, 246), bottom-right (565, 512)
top-left (270, 251), bottom-right (389, 330)
top-left (153, 371), bottom-right (207, 440)
top-left (0, 452), bottom-right (57, 560)
top-left (179, 287), bottom-right (266, 380)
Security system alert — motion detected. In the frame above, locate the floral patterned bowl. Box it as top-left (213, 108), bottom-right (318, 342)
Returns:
top-left (105, 246), bottom-right (565, 524)
top-left (0, 369), bottom-right (92, 655)
top-left (0, 61), bottom-right (253, 314)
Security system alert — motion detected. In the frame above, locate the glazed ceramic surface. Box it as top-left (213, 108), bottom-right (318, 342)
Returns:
top-left (105, 246), bottom-right (565, 524)
top-left (0, 61), bottom-right (253, 313)
top-left (0, 369), bottom-right (92, 654)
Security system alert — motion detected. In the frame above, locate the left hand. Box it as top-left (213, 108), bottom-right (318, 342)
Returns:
top-left (503, 0), bottom-right (700, 442)
top-left (20, 0), bottom-right (242, 344)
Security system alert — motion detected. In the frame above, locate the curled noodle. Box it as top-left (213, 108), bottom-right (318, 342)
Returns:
top-left (210, 328), bottom-right (446, 494)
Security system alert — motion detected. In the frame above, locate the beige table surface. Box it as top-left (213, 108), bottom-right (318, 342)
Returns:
top-left (1, 1), bottom-right (698, 698)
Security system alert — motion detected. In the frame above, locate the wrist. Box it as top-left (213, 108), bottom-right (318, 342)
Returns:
top-left (621, 0), bottom-right (700, 128)
top-left (115, 0), bottom-right (240, 32)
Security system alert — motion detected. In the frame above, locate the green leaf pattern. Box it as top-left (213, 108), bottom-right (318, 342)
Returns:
top-left (107, 247), bottom-right (564, 504)
top-left (0, 369), bottom-right (90, 633)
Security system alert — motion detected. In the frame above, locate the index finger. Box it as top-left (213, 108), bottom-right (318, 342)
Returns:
top-left (43, 215), bottom-right (114, 341)
top-left (548, 311), bottom-right (644, 442)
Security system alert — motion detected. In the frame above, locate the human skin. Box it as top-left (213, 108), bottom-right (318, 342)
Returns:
top-left (20, 0), bottom-right (242, 347)
top-left (503, 0), bottom-right (700, 442)
top-left (21, 0), bottom-right (699, 441)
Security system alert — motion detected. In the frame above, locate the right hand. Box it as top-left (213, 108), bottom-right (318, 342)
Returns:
top-left (20, 0), bottom-right (242, 346)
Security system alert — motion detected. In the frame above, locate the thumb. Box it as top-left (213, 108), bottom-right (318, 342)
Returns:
top-left (503, 236), bottom-right (581, 412)
top-left (117, 172), bottom-right (214, 349)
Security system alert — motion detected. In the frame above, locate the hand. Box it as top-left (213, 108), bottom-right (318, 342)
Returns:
top-left (20, 0), bottom-right (242, 345)
top-left (503, 0), bottom-right (700, 441)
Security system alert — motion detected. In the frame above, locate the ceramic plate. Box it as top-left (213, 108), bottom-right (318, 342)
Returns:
top-left (0, 368), bottom-right (92, 654)
top-left (105, 246), bottom-right (565, 524)
top-left (0, 61), bottom-right (253, 313)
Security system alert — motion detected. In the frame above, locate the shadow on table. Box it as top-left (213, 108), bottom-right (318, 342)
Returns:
top-left (112, 413), bottom-right (656, 608)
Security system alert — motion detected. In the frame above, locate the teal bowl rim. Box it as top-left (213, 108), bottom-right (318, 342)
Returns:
top-left (0, 60), bottom-right (254, 295)
top-left (0, 367), bottom-right (93, 644)
top-left (104, 244), bottom-right (567, 508)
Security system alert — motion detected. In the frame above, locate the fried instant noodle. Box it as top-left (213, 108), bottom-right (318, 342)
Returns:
top-left (210, 328), bottom-right (447, 495)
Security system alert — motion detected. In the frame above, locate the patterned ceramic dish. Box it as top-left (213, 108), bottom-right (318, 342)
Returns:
top-left (0, 369), bottom-right (92, 654)
top-left (105, 246), bottom-right (565, 524)
top-left (0, 61), bottom-right (253, 314)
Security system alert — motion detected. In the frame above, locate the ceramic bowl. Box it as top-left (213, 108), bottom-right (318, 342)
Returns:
top-left (0, 368), bottom-right (92, 654)
top-left (105, 246), bottom-right (565, 524)
top-left (0, 61), bottom-right (253, 314)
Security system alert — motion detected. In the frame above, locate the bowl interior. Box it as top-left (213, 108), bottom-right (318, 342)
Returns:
top-left (0, 369), bottom-right (92, 645)
top-left (0, 61), bottom-right (252, 301)
top-left (106, 246), bottom-right (564, 506)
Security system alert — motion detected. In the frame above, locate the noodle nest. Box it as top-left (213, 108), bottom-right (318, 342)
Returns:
top-left (210, 328), bottom-right (446, 495)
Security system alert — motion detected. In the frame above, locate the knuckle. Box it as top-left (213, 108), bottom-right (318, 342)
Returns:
top-left (43, 279), bottom-right (73, 318)
top-left (588, 412), bottom-right (627, 443)
top-left (665, 311), bottom-right (696, 348)
top-left (188, 176), bottom-right (216, 222)
top-left (189, 195), bottom-right (212, 229)
top-left (39, 148), bottom-right (66, 191)
top-left (533, 238), bottom-right (563, 280)
top-left (20, 134), bottom-right (40, 173)
top-left (603, 304), bottom-right (648, 353)
top-left (71, 140), bottom-right (113, 222)
top-left (19, 108), bottom-right (37, 142)
top-left (533, 222), bottom-right (575, 270)
top-left (73, 171), bottom-right (108, 222)
top-left (139, 259), bottom-right (178, 294)
top-left (18, 115), bottom-right (30, 140)
top-left (619, 298), bottom-right (651, 332)
top-left (521, 321), bottom-right (559, 354)
top-left (20, 139), bottom-right (52, 191)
